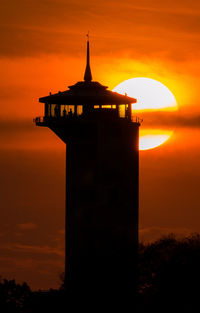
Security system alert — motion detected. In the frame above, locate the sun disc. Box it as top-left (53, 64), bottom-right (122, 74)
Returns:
top-left (113, 77), bottom-right (177, 111)
top-left (113, 77), bottom-right (178, 150)
top-left (139, 130), bottom-right (173, 151)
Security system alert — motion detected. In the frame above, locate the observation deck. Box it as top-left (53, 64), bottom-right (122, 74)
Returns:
top-left (34, 111), bottom-right (142, 127)
top-left (34, 39), bottom-right (140, 128)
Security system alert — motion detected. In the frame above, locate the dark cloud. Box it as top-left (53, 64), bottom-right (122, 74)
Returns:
top-left (10, 243), bottom-right (64, 257)
top-left (137, 111), bottom-right (200, 128)
top-left (0, 0), bottom-right (199, 59)
top-left (17, 222), bottom-right (37, 230)
top-left (0, 119), bottom-right (32, 132)
top-left (0, 27), bottom-right (82, 58)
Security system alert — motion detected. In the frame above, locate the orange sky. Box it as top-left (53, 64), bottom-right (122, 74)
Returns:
top-left (0, 0), bottom-right (200, 290)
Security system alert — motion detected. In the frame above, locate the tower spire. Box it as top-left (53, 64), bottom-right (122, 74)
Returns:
top-left (84, 32), bottom-right (92, 82)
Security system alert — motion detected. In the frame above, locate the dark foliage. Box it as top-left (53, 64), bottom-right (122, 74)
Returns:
top-left (138, 233), bottom-right (200, 312)
top-left (1, 234), bottom-right (200, 312)
top-left (0, 279), bottom-right (31, 313)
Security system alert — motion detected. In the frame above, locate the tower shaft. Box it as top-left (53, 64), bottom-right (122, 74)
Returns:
top-left (50, 117), bottom-right (139, 307)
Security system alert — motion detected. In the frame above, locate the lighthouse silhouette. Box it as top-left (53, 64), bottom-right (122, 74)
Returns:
top-left (35, 38), bottom-right (140, 310)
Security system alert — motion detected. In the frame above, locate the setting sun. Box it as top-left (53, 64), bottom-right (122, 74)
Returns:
top-left (113, 77), bottom-right (178, 111)
top-left (113, 78), bottom-right (178, 150)
top-left (139, 129), bottom-right (173, 151)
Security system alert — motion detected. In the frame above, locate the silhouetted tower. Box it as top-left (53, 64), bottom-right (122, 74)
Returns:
top-left (35, 39), bottom-right (140, 309)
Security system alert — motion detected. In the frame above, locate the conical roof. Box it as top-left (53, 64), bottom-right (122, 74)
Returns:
top-left (39, 40), bottom-right (136, 106)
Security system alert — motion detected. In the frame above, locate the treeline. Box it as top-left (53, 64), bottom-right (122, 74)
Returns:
top-left (138, 233), bottom-right (200, 312)
top-left (1, 234), bottom-right (200, 312)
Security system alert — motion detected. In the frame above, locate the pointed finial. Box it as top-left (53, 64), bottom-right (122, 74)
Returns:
top-left (84, 32), bottom-right (92, 82)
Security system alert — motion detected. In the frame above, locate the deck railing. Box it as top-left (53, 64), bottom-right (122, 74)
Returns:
top-left (132, 116), bottom-right (143, 124)
top-left (33, 115), bottom-right (143, 124)
top-left (33, 116), bottom-right (45, 123)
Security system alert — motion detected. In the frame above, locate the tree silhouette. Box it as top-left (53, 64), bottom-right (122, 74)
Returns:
top-left (0, 278), bottom-right (31, 313)
top-left (1, 234), bottom-right (200, 312)
top-left (138, 234), bottom-right (200, 312)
